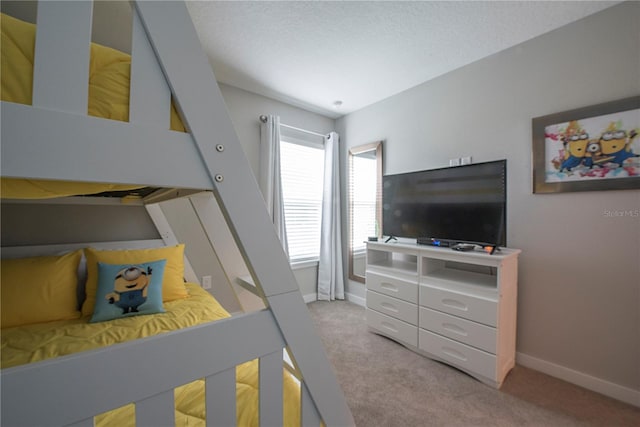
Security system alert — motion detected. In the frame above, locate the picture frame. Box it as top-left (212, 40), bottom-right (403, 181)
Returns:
top-left (532, 96), bottom-right (640, 193)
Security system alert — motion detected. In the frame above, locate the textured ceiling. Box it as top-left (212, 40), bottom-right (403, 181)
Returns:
top-left (187, 1), bottom-right (619, 118)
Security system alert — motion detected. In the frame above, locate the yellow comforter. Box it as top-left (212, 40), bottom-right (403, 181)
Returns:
top-left (0, 12), bottom-right (186, 199)
top-left (1, 284), bottom-right (300, 426)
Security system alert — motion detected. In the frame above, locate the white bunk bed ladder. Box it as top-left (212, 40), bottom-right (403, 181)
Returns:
top-left (132, 2), bottom-right (353, 424)
top-left (0, 1), bottom-right (354, 426)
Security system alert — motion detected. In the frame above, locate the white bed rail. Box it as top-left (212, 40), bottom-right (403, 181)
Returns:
top-left (1, 0), bottom-right (209, 189)
top-left (31, 1), bottom-right (92, 114)
top-left (1, 309), bottom-right (319, 427)
top-left (1, 240), bottom-right (321, 426)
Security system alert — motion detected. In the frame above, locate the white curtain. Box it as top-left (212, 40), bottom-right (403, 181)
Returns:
top-left (317, 131), bottom-right (344, 300)
top-left (259, 115), bottom-right (288, 255)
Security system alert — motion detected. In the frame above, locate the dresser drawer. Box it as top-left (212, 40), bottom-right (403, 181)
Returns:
top-left (419, 329), bottom-right (496, 380)
top-left (419, 307), bottom-right (496, 354)
top-left (366, 271), bottom-right (418, 303)
top-left (367, 309), bottom-right (418, 347)
top-left (367, 290), bottom-right (418, 325)
top-left (420, 285), bottom-right (497, 327)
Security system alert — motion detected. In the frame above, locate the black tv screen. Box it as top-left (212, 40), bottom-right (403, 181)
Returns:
top-left (382, 160), bottom-right (506, 246)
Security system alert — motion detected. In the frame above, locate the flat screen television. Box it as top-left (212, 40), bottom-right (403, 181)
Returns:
top-left (382, 160), bottom-right (506, 247)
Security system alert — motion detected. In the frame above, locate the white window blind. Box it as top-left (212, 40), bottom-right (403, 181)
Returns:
top-left (280, 140), bottom-right (325, 262)
top-left (349, 154), bottom-right (378, 253)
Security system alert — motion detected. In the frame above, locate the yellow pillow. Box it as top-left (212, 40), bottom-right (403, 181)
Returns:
top-left (1, 250), bottom-right (82, 329)
top-left (82, 245), bottom-right (188, 316)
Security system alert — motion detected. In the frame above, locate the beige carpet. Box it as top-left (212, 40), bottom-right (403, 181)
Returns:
top-left (307, 300), bottom-right (640, 427)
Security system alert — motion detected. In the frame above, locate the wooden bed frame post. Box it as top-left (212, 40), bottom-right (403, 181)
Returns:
top-left (133, 2), bottom-right (354, 426)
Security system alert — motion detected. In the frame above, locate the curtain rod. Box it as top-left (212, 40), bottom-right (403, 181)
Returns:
top-left (259, 115), bottom-right (327, 138)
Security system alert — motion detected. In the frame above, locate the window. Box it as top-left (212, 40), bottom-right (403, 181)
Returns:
top-left (349, 153), bottom-right (377, 253)
top-left (280, 138), bottom-right (325, 263)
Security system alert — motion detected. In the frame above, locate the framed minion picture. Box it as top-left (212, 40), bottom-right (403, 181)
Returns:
top-left (532, 96), bottom-right (640, 193)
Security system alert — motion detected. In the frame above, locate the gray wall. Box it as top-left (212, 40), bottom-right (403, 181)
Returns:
top-left (219, 83), bottom-right (335, 298)
top-left (219, 83), bottom-right (335, 178)
top-left (337, 2), bottom-right (640, 394)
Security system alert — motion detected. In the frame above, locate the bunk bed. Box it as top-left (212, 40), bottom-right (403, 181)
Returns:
top-left (0, 2), bottom-right (354, 426)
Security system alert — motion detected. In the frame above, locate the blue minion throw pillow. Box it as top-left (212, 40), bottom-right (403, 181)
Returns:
top-left (90, 259), bottom-right (166, 323)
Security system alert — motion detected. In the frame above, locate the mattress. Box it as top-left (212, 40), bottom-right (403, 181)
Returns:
top-left (1, 284), bottom-right (301, 426)
top-left (0, 12), bottom-right (186, 199)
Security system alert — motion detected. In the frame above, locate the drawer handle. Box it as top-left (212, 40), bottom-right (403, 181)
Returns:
top-left (381, 322), bottom-right (398, 333)
top-left (442, 323), bottom-right (467, 337)
top-left (380, 282), bottom-right (398, 293)
top-left (442, 298), bottom-right (468, 311)
top-left (381, 302), bottom-right (399, 313)
top-left (442, 347), bottom-right (467, 362)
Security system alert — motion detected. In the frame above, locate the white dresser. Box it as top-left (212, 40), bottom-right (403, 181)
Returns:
top-left (365, 241), bottom-right (521, 388)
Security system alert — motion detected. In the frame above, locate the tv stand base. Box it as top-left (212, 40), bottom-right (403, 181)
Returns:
top-left (365, 241), bottom-right (521, 388)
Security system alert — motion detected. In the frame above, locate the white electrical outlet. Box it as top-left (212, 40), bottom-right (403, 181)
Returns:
top-left (202, 275), bottom-right (212, 289)
top-left (461, 156), bottom-right (472, 165)
top-left (449, 158), bottom-right (460, 166)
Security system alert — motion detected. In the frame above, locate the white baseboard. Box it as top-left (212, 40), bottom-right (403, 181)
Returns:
top-left (304, 292), bottom-right (366, 306)
top-left (516, 352), bottom-right (640, 407)
top-left (345, 292), bottom-right (366, 307)
top-left (303, 293), bottom-right (317, 304)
